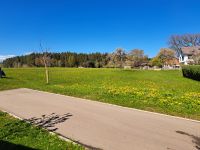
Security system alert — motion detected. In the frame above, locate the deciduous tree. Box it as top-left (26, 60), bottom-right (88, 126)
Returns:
top-left (107, 48), bottom-right (126, 68)
top-left (151, 48), bottom-right (176, 67)
top-left (169, 33), bottom-right (200, 56)
top-left (127, 49), bottom-right (148, 67)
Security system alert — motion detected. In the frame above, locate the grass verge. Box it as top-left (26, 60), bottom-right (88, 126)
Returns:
top-left (0, 111), bottom-right (84, 150)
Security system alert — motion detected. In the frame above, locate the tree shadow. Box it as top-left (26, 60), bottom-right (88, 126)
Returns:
top-left (24, 113), bottom-right (72, 132)
top-left (0, 140), bottom-right (37, 150)
top-left (176, 130), bottom-right (200, 150)
top-left (0, 77), bottom-right (13, 80)
top-left (5, 77), bottom-right (13, 79)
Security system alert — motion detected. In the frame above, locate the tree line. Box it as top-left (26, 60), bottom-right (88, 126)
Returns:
top-left (2, 48), bottom-right (179, 68)
top-left (3, 49), bottom-right (150, 68)
top-left (3, 52), bottom-right (108, 68)
top-left (3, 33), bottom-right (200, 68)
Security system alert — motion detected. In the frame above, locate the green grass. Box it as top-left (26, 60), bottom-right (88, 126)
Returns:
top-left (0, 68), bottom-right (200, 121)
top-left (0, 111), bottom-right (84, 150)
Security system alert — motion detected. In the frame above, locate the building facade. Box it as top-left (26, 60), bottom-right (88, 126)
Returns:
top-left (179, 46), bottom-right (200, 65)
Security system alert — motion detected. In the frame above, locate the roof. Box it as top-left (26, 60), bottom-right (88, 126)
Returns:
top-left (166, 58), bottom-right (180, 65)
top-left (181, 46), bottom-right (200, 55)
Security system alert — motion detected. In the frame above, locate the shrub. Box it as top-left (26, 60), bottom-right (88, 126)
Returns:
top-left (182, 65), bottom-right (200, 81)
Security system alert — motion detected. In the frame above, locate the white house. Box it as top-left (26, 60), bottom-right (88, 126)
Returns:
top-left (179, 46), bottom-right (200, 65)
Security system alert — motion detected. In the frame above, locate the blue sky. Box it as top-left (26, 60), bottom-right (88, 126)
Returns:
top-left (0, 0), bottom-right (200, 60)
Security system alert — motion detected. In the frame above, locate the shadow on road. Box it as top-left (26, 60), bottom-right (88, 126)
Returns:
top-left (25, 113), bottom-right (72, 132)
top-left (25, 113), bottom-right (104, 150)
top-left (0, 140), bottom-right (36, 150)
top-left (176, 130), bottom-right (200, 150)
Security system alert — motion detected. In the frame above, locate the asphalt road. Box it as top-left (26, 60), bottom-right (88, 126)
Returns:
top-left (0, 88), bottom-right (199, 150)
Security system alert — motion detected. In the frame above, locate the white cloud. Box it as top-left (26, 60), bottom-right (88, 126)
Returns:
top-left (0, 55), bottom-right (15, 62)
top-left (24, 52), bottom-right (33, 55)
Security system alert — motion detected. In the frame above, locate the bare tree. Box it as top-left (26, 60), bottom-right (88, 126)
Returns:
top-left (107, 48), bottom-right (126, 68)
top-left (193, 53), bottom-right (200, 64)
top-left (40, 43), bottom-right (50, 84)
top-left (169, 33), bottom-right (200, 56)
top-left (127, 49), bottom-right (148, 67)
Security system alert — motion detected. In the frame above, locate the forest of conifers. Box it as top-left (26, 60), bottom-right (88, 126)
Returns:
top-left (2, 52), bottom-right (109, 68)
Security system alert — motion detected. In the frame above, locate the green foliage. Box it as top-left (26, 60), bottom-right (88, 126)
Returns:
top-left (149, 57), bottom-right (162, 67)
top-left (0, 68), bottom-right (200, 120)
top-left (0, 112), bottom-right (84, 150)
top-left (182, 65), bottom-right (200, 81)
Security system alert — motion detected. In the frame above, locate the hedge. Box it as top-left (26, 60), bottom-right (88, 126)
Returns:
top-left (182, 65), bottom-right (200, 81)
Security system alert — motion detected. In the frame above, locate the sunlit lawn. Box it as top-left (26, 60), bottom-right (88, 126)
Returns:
top-left (0, 68), bottom-right (200, 120)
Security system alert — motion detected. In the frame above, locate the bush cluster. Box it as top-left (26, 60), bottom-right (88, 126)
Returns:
top-left (182, 65), bottom-right (200, 81)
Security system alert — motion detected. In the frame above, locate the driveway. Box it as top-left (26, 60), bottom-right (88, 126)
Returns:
top-left (0, 88), bottom-right (199, 150)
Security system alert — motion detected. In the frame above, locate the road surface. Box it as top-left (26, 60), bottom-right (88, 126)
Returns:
top-left (0, 88), bottom-right (199, 150)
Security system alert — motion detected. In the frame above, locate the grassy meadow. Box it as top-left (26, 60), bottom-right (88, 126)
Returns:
top-left (0, 68), bottom-right (200, 120)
